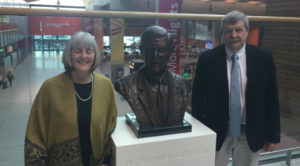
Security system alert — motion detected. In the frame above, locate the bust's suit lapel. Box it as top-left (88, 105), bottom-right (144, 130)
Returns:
top-left (168, 72), bottom-right (186, 125)
top-left (168, 72), bottom-right (175, 115)
top-left (136, 68), bottom-right (160, 126)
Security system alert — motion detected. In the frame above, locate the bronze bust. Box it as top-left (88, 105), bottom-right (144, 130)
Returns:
top-left (114, 25), bottom-right (189, 128)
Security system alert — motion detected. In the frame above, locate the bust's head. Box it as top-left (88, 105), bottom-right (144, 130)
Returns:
top-left (140, 26), bottom-right (174, 75)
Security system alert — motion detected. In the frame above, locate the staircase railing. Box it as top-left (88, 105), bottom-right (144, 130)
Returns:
top-left (259, 147), bottom-right (300, 166)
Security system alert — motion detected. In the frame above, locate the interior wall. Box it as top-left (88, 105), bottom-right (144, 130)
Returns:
top-left (110, 0), bottom-right (266, 15)
top-left (30, 16), bottom-right (81, 35)
top-left (182, 1), bottom-right (266, 15)
top-left (263, 0), bottom-right (300, 120)
top-left (110, 0), bottom-right (156, 11)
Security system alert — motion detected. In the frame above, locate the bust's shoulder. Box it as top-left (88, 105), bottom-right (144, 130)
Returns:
top-left (115, 71), bottom-right (138, 84)
top-left (169, 71), bottom-right (188, 87)
top-left (114, 71), bottom-right (139, 94)
top-left (115, 72), bottom-right (143, 100)
top-left (170, 71), bottom-right (185, 81)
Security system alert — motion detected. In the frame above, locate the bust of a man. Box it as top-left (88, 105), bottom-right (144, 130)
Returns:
top-left (114, 25), bottom-right (189, 128)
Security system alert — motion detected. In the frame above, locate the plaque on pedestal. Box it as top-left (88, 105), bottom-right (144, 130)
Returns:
top-left (112, 112), bottom-right (216, 166)
top-left (125, 113), bottom-right (192, 138)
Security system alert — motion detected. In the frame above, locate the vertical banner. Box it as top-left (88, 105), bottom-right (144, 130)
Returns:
top-left (83, 18), bottom-right (93, 35)
top-left (158, 0), bottom-right (182, 74)
top-left (110, 18), bottom-right (124, 62)
top-left (93, 18), bottom-right (104, 50)
top-left (246, 22), bottom-right (260, 46)
top-left (110, 18), bottom-right (124, 82)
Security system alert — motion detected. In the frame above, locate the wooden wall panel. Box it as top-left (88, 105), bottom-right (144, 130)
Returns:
top-left (263, 0), bottom-right (300, 120)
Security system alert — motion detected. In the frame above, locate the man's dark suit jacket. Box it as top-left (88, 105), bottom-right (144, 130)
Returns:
top-left (114, 66), bottom-right (189, 128)
top-left (192, 44), bottom-right (280, 152)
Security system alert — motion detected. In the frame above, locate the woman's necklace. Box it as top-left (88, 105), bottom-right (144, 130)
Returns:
top-left (74, 74), bottom-right (94, 102)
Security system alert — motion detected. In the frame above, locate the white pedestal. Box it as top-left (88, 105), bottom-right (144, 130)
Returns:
top-left (111, 112), bottom-right (216, 166)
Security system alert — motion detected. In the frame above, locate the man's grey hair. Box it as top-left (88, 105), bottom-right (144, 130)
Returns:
top-left (221, 10), bottom-right (249, 32)
top-left (62, 31), bottom-right (101, 73)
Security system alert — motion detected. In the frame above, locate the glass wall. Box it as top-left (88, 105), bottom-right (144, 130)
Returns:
top-left (0, 8), bottom-right (299, 166)
top-left (32, 35), bottom-right (70, 51)
top-left (103, 35), bottom-right (141, 60)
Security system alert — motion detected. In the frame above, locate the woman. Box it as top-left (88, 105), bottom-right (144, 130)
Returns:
top-left (25, 31), bottom-right (117, 166)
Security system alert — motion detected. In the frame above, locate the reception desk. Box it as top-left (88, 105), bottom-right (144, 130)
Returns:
top-left (111, 112), bottom-right (216, 166)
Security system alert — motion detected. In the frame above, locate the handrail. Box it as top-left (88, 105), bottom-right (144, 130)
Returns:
top-left (259, 147), bottom-right (300, 166)
top-left (28, 4), bottom-right (85, 9)
top-left (0, 29), bottom-right (19, 32)
top-left (0, 7), bottom-right (300, 23)
top-left (229, 147), bottom-right (300, 165)
top-left (260, 147), bottom-right (300, 157)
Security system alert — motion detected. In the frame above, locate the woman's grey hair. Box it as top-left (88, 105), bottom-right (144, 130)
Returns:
top-left (62, 31), bottom-right (101, 73)
top-left (221, 10), bottom-right (249, 32)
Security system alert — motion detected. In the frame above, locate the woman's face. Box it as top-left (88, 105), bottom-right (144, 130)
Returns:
top-left (71, 46), bottom-right (95, 74)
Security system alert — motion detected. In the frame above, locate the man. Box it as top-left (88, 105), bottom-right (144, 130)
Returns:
top-left (7, 71), bottom-right (14, 87)
top-left (0, 73), bottom-right (2, 87)
top-left (115, 25), bottom-right (189, 128)
top-left (192, 10), bottom-right (280, 166)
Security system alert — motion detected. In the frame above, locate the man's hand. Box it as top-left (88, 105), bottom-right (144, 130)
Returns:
top-left (263, 142), bottom-right (277, 152)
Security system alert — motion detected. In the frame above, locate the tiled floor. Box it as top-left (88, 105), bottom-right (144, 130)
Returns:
top-left (281, 113), bottom-right (300, 142)
top-left (0, 51), bottom-right (65, 165)
top-left (0, 50), bottom-right (299, 165)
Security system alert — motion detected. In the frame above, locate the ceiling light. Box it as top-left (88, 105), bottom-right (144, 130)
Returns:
top-left (225, 0), bottom-right (238, 3)
top-left (248, 0), bottom-right (261, 4)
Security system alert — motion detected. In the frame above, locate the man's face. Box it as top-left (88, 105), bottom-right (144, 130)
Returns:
top-left (222, 20), bottom-right (248, 52)
top-left (144, 36), bottom-right (170, 75)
